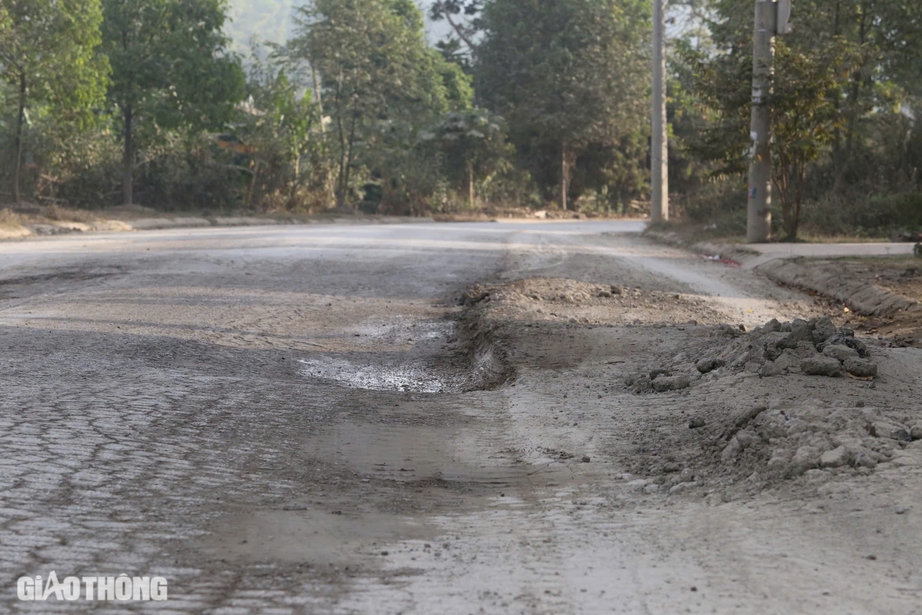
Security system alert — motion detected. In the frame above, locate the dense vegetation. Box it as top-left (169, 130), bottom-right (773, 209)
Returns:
top-left (0, 0), bottom-right (920, 239)
top-left (674, 0), bottom-right (922, 239)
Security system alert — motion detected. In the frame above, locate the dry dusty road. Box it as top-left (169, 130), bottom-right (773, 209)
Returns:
top-left (1, 221), bottom-right (921, 614)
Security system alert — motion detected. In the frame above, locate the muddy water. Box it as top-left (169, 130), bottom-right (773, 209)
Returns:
top-left (298, 356), bottom-right (456, 393)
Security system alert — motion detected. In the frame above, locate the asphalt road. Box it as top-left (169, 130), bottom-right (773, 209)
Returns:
top-left (1, 221), bottom-right (917, 614)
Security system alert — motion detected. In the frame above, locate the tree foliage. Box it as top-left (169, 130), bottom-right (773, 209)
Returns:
top-left (430, 109), bottom-right (507, 208)
top-left (292, 0), bottom-right (472, 207)
top-left (429, 0), bottom-right (483, 52)
top-left (236, 47), bottom-right (329, 210)
top-left (2, 0), bottom-right (919, 237)
top-left (680, 0), bottom-right (922, 239)
top-left (102, 0), bottom-right (245, 204)
top-left (0, 0), bottom-right (109, 202)
top-left (476, 0), bottom-right (650, 209)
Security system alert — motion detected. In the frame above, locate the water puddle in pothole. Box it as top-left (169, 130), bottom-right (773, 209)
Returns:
top-left (298, 356), bottom-right (460, 393)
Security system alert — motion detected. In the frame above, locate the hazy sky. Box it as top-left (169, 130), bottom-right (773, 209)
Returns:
top-left (227, 1), bottom-right (454, 47)
top-left (419, 0), bottom-right (455, 43)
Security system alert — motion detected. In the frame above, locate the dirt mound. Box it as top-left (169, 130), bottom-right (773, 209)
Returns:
top-left (459, 277), bottom-right (720, 326)
top-left (707, 401), bottom-right (905, 480)
top-left (758, 259), bottom-right (916, 318)
top-left (618, 317), bottom-right (922, 497)
top-left (460, 277), bottom-right (919, 498)
top-left (461, 278), bottom-right (626, 308)
top-left (629, 396), bottom-right (916, 501)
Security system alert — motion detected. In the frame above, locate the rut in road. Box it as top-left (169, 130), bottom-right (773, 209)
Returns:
top-left (296, 303), bottom-right (514, 395)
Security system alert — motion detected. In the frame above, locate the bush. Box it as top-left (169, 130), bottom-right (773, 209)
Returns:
top-left (800, 190), bottom-right (922, 238)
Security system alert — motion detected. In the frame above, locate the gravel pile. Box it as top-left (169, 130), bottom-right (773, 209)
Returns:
top-left (712, 403), bottom-right (908, 481)
top-left (622, 318), bottom-right (922, 492)
top-left (723, 316), bottom-right (878, 380)
top-left (627, 317), bottom-right (878, 395)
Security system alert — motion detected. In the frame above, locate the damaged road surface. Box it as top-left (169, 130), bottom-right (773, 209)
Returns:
top-left (1, 221), bottom-right (921, 613)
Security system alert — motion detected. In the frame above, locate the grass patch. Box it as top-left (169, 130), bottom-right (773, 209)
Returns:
top-left (644, 219), bottom-right (749, 246)
top-left (829, 254), bottom-right (922, 267)
top-left (0, 208), bottom-right (24, 230)
top-left (41, 205), bottom-right (101, 224)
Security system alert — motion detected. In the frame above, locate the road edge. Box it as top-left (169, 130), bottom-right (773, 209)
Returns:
top-left (0, 214), bottom-right (440, 242)
top-left (644, 229), bottom-right (919, 318)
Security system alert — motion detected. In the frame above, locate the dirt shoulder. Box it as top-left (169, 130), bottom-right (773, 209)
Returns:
top-left (643, 224), bottom-right (758, 266)
top-left (754, 256), bottom-right (922, 349)
top-left (0, 204), bottom-right (444, 241)
top-left (789, 255), bottom-right (922, 345)
top-left (0, 203), bottom-right (642, 241)
top-left (645, 225), bottom-right (922, 348)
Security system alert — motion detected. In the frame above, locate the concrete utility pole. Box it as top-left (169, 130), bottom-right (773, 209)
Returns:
top-left (651, 0), bottom-right (669, 223)
top-left (747, 0), bottom-right (791, 243)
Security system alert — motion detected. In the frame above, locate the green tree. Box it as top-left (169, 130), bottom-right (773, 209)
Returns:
top-left (476, 0), bottom-right (650, 210)
top-left (240, 47), bottom-right (327, 209)
top-left (431, 109), bottom-right (507, 208)
top-left (102, 0), bottom-right (245, 206)
top-left (0, 0), bottom-right (108, 203)
top-left (681, 0), bottom-right (922, 238)
top-left (292, 0), bottom-right (472, 208)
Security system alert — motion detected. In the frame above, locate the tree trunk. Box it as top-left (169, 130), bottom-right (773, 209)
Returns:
top-left (289, 148), bottom-right (301, 207)
top-left (122, 105), bottom-right (134, 206)
top-left (335, 115), bottom-right (347, 209)
top-left (339, 110), bottom-right (359, 210)
top-left (311, 66), bottom-right (324, 135)
top-left (468, 161), bottom-right (475, 209)
top-left (12, 71), bottom-right (26, 204)
top-left (560, 144), bottom-right (569, 211)
top-left (841, 4), bottom-right (868, 187)
top-left (331, 78), bottom-right (347, 209)
top-left (247, 160), bottom-right (261, 208)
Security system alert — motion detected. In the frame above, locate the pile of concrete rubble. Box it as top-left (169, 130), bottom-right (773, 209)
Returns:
top-left (704, 316), bottom-right (877, 379)
top-left (628, 317), bottom-right (878, 395)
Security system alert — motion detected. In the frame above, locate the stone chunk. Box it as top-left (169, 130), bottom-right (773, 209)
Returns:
top-left (717, 324), bottom-right (744, 337)
top-left (800, 356), bottom-right (843, 377)
top-left (652, 376), bottom-right (691, 392)
top-left (844, 358), bottom-right (878, 378)
top-left (847, 338), bottom-right (869, 358)
top-left (721, 436), bottom-right (742, 464)
top-left (812, 316), bottom-right (838, 343)
top-left (777, 327), bottom-right (812, 350)
top-left (887, 427), bottom-right (912, 442)
top-left (695, 358), bottom-right (725, 374)
top-left (823, 344), bottom-right (858, 362)
top-left (820, 446), bottom-right (849, 468)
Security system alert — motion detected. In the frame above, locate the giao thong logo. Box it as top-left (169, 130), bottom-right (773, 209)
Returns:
top-left (17, 571), bottom-right (168, 602)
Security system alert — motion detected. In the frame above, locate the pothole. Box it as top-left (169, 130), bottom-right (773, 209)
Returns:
top-left (299, 299), bottom-right (514, 393)
top-left (298, 356), bottom-right (458, 393)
